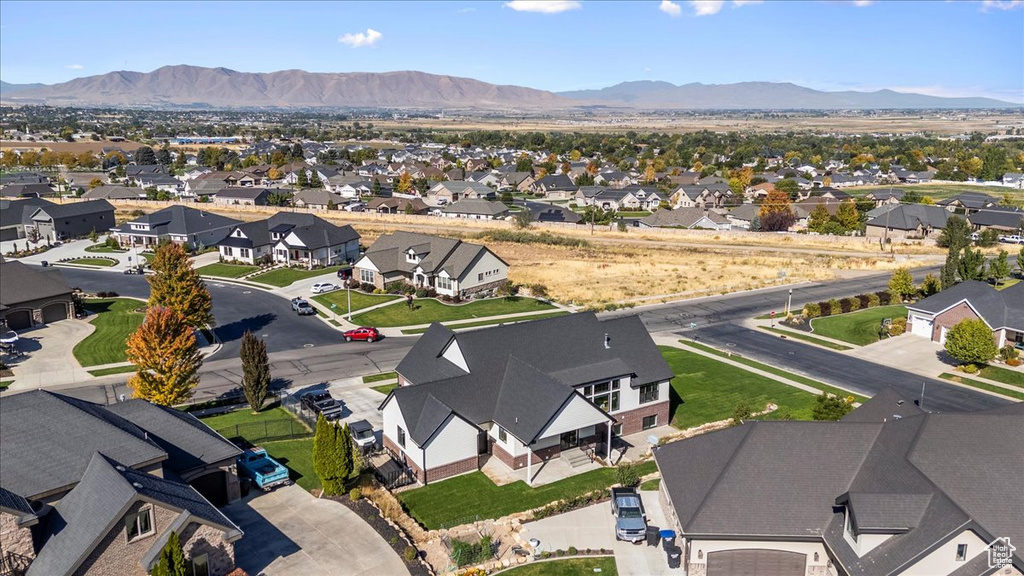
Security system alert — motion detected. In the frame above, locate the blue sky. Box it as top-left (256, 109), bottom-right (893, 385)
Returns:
top-left (1, 0), bottom-right (1022, 102)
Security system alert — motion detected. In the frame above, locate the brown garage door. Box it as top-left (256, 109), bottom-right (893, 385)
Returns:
top-left (708, 549), bottom-right (806, 576)
top-left (3, 310), bottom-right (32, 330)
top-left (41, 302), bottom-right (69, 324)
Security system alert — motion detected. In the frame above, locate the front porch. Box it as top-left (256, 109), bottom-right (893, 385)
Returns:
top-left (481, 447), bottom-right (605, 487)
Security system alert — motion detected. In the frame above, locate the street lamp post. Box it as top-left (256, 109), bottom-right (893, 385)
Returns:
top-left (787, 288), bottom-right (793, 315)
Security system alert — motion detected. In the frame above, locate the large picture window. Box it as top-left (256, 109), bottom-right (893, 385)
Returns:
top-left (639, 383), bottom-right (659, 404)
top-left (437, 276), bottom-right (453, 290)
top-left (360, 269), bottom-right (374, 283)
top-left (582, 380), bottom-right (620, 413)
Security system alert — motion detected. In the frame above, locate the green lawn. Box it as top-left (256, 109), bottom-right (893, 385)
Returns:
top-left (263, 438), bottom-right (319, 491)
top-left (363, 371), bottom-right (398, 384)
top-left (67, 257), bottom-right (117, 267)
top-left (939, 373), bottom-right (1024, 401)
top-left (811, 305), bottom-right (908, 346)
top-left (197, 262), bottom-right (259, 278)
top-left (399, 462), bottom-right (656, 530)
top-left (682, 340), bottom-right (866, 402)
top-left (499, 557), bottom-right (617, 576)
top-left (353, 297), bottom-right (556, 328)
top-left (371, 384), bottom-right (396, 395)
top-left (996, 278), bottom-right (1020, 291)
top-left (661, 346), bottom-right (820, 429)
top-left (73, 299), bottom-right (146, 366)
top-left (87, 365), bottom-right (137, 377)
top-left (846, 183), bottom-right (1022, 202)
top-left (639, 478), bottom-right (661, 491)
top-left (978, 364), bottom-right (1024, 388)
top-left (249, 265), bottom-right (344, 287)
top-left (760, 327), bottom-right (853, 351)
top-left (312, 290), bottom-right (401, 316)
top-left (0, 381), bottom-right (12, 391)
top-left (401, 311), bottom-right (571, 334)
top-left (84, 244), bottom-right (127, 253)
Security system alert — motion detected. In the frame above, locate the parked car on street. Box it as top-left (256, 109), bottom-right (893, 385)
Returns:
top-left (236, 447), bottom-right (291, 491)
top-left (291, 297), bottom-right (316, 315)
top-left (611, 487), bottom-right (647, 543)
top-left (300, 390), bottom-right (344, 421)
top-left (311, 282), bottom-right (339, 294)
top-left (343, 326), bottom-right (381, 342)
top-left (349, 419), bottom-right (377, 452)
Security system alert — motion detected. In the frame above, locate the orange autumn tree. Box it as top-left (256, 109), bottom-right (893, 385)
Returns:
top-left (126, 306), bottom-right (202, 406)
top-left (148, 242), bottom-right (214, 328)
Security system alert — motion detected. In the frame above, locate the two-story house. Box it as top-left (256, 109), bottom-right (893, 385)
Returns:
top-left (217, 212), bottom-right (360, 267)
top-left (378, 313), bottom-right (674, 485)
top-left (110, 206), bottom-right (241, 249)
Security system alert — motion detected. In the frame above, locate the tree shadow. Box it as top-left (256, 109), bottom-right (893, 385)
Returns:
top-left (213, 313), bottom-right (275, 344)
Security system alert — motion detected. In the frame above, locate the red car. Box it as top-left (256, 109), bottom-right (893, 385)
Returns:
top-left (344, 327), bottom-right (381, 342)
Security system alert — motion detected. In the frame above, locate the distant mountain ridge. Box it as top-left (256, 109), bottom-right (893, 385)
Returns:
top-left (1, 66), bottom-right (1018, 110)
top-left (559, 80), bottom-right (1018, 109)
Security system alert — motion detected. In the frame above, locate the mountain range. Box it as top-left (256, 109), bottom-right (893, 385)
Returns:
top-left (1, 65), bottom-right (1017, 110)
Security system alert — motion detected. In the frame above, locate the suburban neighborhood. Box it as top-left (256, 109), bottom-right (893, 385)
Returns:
top-left (1, 2), bottom-right (1023, 576)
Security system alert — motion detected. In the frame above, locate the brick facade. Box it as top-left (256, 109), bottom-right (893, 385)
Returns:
top-left (614, 401), bottom-right (670, 436)
top-left (0, 512), bottom-right (35, 563)
top-left (180, 521), bottom-right (236, 576)
top-left (932, 303), bottom-right (981, 342)
top-left (384, 435), bottom-right (427, 484)
top-left (424, 455), bottom-right (479, 483)
top-left (75, 501), bottom-right (178, 576)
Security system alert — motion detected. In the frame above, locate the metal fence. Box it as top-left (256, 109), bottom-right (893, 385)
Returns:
top-left (280, 391), bottom-right (319, 430)
top-left (212, 419), bottom-right (310, 445)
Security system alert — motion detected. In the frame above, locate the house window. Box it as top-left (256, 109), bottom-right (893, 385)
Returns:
top-left (642, 415), bottom-right (657, 430)
top-left (125, 507), bottom-right (154, 541)
top-left (639, 383), bottom-right (659, 404)
top-left (192, 554), bottom-right (210, 576)
top-left (956, 544), bottom-right (968, 561)
top-left (478, 273), bottom-right (484, 281)
top-left (581, 381), bottom-right (620, 413)
top-left (360, 269), bottom-right (374, 283)
top-left (498, 427), bottom-right (507, 443)
top-left (437, 276), bottom-right (452, 291)
top-left (240, 248), bottom-right (250, 258)
top-left (397, 426), bottom-right (406, 448)
top-left (223, 247), bottom-right (233, 257)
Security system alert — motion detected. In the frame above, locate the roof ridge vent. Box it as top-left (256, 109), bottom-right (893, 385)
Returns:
top-left (604, 333), bottom-right (611, 349)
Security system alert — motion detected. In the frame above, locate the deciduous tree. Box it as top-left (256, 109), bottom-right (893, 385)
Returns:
top-left (812, 393), bottom-right (854, 421)
top-left (148, 243), bottom-right (214, 328)
top-left (888, 267), bottom-right (914, 302)
top-left (758, 190), bottom-right (796, 232)
top-left (240, 330), bottom-right (270, 413)
top-left (126, 306), bottom-right (202, 406)
top-left (944, 318), bottom-right (998, 365)
top-left (397, 171), bottom-right (413, 192)
top-left (835, 201), bottom-right (860, 231)
top-left (988, 250), bottom-right (1011, 286)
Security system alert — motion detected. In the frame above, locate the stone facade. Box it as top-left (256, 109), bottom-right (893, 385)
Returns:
top-left (614, 401), bottom-right (670, 436)
top-left (180, 521), bottom-right (236, 576)
top-left (74, 501), bottom-right (178, 576)
top-left (461, 278), bottom-right (504, 297)
top-left (0, 512), bottom-right (35, 564)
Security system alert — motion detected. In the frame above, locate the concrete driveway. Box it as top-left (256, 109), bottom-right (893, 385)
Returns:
top-left (844, 334), bottom-right (955, 378)
top-left (223, 484), bottom-right (409, 576)
top-left (520, 487), bottom-right (676, 576)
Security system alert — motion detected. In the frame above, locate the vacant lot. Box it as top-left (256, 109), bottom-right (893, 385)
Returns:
top-left (73, 298), bottom-right (145, 366)
top-left (811, 305), bottom-right (908, 346)
top-left (352, 296), bottom-right (556, 327)
top-left (846, 183), bottom-right (1022, 203)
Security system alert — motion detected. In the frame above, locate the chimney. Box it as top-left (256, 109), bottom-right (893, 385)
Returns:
top-left (604, 333), bottom-right (611, 349)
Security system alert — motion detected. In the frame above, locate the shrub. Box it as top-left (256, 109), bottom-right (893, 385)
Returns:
top-left (816, 301), bottom-right (832, 317)
top-left (451, 295), bottom-right (462, 304)
top-left (528, 283), bottom-right (550, 299)
top-left (568, 546), bottom-right (578, 555)
top-left (1008, 358), bottom-right (1022, 367)
top-left (999, 344), bottom-right (1020, 361)
top-left (961, 363), bottom-right (979, 374)
top-left (403, 546), bottom-right (418, 563)
top-left (616, 462), bottom-right (641, 488)
top-left (349, 488), bottom-right (361, 501)
top-left (888, 317), bottom-right (907, 336)
top-left (856, 294), bottom-right (871, 309)
top-left (876, 290), bottom-right (892, 306)
top-left (847, 296), bottom-right (861, 311)
top-left (803, 303), bottom-right (821, 318)
top-left (541, 551), bottom-right (551, 559)
top-left (732, 401), bottom-right (753, 426)
top-left (414, 288), bottom-right (429, 298)
top-left (556, 549), bottom-right (565, 557)
top-left (839, 298), bottom-right (852, 314)
top-left (827, 299), bottom-right (842, 316)
top-left (812, 393), bottom-right (854, 420)
top-left (866, 293), bottom-right (881, 308)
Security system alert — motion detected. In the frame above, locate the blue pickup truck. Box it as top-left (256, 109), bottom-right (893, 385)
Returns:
top-left (236, 447), bottom-right (291, 491)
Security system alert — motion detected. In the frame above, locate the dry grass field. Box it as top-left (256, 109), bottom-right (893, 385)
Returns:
top-left (0, 139), bottom-right (148, 153)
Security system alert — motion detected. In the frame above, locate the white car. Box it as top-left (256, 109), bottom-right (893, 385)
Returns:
top-left (310, 282), bottom-right (339, 294)
top-left (998, 234), bottom-right (1024, 244)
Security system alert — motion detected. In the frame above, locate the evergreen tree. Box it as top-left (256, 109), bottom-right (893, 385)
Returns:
top-left (937, 215), bottom-right (970, 249)
top-left (126, 307), bottom-right (202, 406)
top-left (148, 243), bottom-right (214, 328)
top-left (309, 170), bottom-right (322, 188)
top-left (297, 169), bottom-right (309, 187)
top-left (957, 245), bottom-right (985, 281)
top-left (240, 330), bottom-right (270, 413)
top-left (339, 423), bottom-right (354, 487)
top-left (151, 531), bottom-right (187, 576)
top-left (941, 249), bottom-right (959, 290)
top-left (988, 250), bottom-right (1011, 286)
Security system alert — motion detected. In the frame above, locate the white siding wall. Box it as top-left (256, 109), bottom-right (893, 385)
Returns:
top-left (381, 398), bottom-right (424, 469)
top-left (424, 415), bottom-right (479, 468)
top-left (618, 379), bottom-right (667, 413)
top-left (538, 394), bottom-right (607, 438)
top-left (901, 529), bottom-right (989, 576)
top-left (457, 250), bottom-right (509, 292)
top-left (441, 338), bottom-right (469, 372)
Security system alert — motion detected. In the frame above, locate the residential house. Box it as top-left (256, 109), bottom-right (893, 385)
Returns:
top-left (0, 261), bottom-right (74, 330)
top-left (529, 174), bottom-right (576, 198)
top-left (379, 313), bottom-right (674, 485)
top-left (465, 172), bottom-right (500, 187)
top-left (123, 164), bottom-right (168, 186)
top-left (0, 197), bottom-right (53, 241)
top-left (440, 199), bottom-right (509, 220)
top-left (29, 199), bottom-right (115, 241)
top-left (80, 184), bottom-right (148, 201)
top-left (367, 197), bottom-right (429, 215)
top-left (0, 172), bottom-right (49, 187)
top-left (353, 231), bottom-right (508, 297)
top-left (595, 171), bottom-right (632, 188)
top-left (218, 212), bottom-right (360, 267)
top-left (966, 207), bottom-right (1024, 234)
top-left (639, 208), bottom-right (731, 230)
top-left (725, 203), bottom-right (759, 230)
top-left (815, 187), bottom-right (852, 201)
top-left (654, 388), bottom-right (1023, 576)
top-left (864, 188), bottom-right (906, 207)
top-left (0, 391), bottom-right (244, 576)
top-left (671, 184), bottom-right (733, 209)
top-left (427, 181), bottom-right (496, 204)
top-left (135, 174), bottom-right (184, 196)
top-left (864, 204), bottom-right (949, 240)
top-left (111, 205), bottom-right (241, 249)
top-left (743, 182), bottom-right (775, 202)
top-left (211, 187), bottom-right (280, 206)
top-left (497, 172), bottom-right (534, 192)
top-left (62, 172), bottom-right (109, 193)
top-left (937, 192), bottom-right (998, 214)
top-left (580, 186), bottom-right (664, 211)
top-left (906, 280), bottom-right (1024, 348)
top-left (1002, 172), bottom-right (1023, 189)
top-left (292, 188), bottom-right (344, 210)
top-left (525, 203), bottom-right (582, 224)
top-left (0, 183), bottom-right (57, 199)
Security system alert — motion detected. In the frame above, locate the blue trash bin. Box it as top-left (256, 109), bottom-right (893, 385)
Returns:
top-left (660, 530), bottom-right (676, 551)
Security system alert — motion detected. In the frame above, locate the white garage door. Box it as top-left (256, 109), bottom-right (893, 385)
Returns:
top-left (910, 315), bottom-right (933, 339)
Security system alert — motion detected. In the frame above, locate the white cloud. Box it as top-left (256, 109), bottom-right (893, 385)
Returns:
top-left (65, 64), bottom-right (84, 70)
top-left (503, 1), bottom-right (582, 13)
top-left (731, 0), bottom-right (763, 5)
top-left (337, 28), bottom-right (382, 48)
top-left (690, 0), bottom-right (725, 15)
top-left (851, 0), bottom-right (873, 6)
top-left (981, 0), bottom-right (1023, 10)
top-left (457, 6), bottom-right (477, 12)
top-left (659, 0), bottom-right (683, 16)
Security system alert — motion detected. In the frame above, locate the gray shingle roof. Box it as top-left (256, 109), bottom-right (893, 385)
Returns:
top-left (907, 280), bottom-right (1024, 330)
top-left (360, 231), bottom-right (501, 280)
top-left (967, 207), bottom-right (1024, 230)
top-left (30, 199), bottom-right (114, 220)
top-left (865, 204), bottom-right (949, 231)
top-left (655, 397), bottom-right (1024, 575)
top-left (0, 391), bottom-right (167, 499)
top-left (27, 454), bottom-right (239, 576)
top-left (441, 199), bottom-right (508, 216)
top-left (640, 208), bottom-right (729, 228)
top-left (80, 185), bottom-right (146, 200)
top-left (390, 313), bottom-right (672, 445)
top-left (0, 197), bottom-right (54, 228)
top-left (104, 400), bottom-right (241, 474)
top-left (0, 261), bottom-right (73, 308)
top-left (112, 205), bottom-right (240, 238)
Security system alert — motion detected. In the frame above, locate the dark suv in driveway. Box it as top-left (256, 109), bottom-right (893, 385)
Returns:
top-left (300, 390), bottom-right (343, 421)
